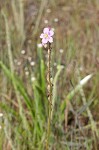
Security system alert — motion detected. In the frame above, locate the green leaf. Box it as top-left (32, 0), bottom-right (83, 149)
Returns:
top-left (61, 74), bottom-right (93, 113)
top-left (0, 61), bottom-right (34, 117)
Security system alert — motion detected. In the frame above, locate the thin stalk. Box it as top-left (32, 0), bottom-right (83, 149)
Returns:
top-left (77, 70), bottom-right (98, 150)
top-left (2, 11), bottom-right (29, 131)
top-left (18, 0), bottom-right (24, 40)
top-left (46, 43), bottom-right (52, 150)
top-left (33, 0), bottom-right (47, 36)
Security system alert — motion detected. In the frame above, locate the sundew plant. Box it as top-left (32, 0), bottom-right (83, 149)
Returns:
top-left (40, 27), bottom-right (54, 149)
top-left (0, 1), bottom-right (99, 150)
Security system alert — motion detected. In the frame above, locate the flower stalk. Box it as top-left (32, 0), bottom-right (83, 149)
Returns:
top-left (40, 27), bottom-right (54, 149)
top-left (46, 43), bottom-right (53, 149)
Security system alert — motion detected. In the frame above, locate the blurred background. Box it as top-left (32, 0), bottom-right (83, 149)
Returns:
top-left (0, 0), bottom-right (99, 149)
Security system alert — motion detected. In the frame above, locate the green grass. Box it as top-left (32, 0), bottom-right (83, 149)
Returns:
top-left (0, 0), bottom-right (99, 149)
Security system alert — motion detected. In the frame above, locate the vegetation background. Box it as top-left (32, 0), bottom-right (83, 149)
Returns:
top-left (0, 0), bottom-right (99, 149)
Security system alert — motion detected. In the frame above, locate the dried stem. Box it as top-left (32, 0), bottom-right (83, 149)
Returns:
top-left (46, 43), bottom-right (52, 150)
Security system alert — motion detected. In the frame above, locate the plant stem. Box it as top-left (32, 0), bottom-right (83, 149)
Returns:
top-left (46, 43), bottom-right (52, 150)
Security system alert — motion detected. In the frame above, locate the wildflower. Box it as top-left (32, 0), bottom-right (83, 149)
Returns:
top-left (0, 113), bottom-right (3, 117)
top-left (59, 49), bottom-right (64, 53)
top-left (31, 76), bottom-right (36, 82)
top-left (40, 27), bottom-right (54, 45)
top-left (0, 126), bottom-right (2, 129)
top-left (25, 71), bottom-right (29, 76)
top-left (21, 50), bottom-right (25, 54)
top-left (46, 9), bottom-right (51, 13)
top-left (30, 61), bottom-right (35, 66)
top-left (44, 20), bottom-right (48, 24)
top-left (54, 18), bottom-right (59, 22)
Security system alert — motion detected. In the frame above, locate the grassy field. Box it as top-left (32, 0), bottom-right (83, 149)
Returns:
top-left (0, 0), bottom-right (99, 149)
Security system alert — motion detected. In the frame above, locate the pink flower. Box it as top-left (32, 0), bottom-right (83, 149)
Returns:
top-left (40, 27), bottom-right (54, 45)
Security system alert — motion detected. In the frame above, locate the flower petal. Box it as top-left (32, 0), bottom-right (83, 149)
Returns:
top-left (42, 38), bottom-right (48, 44)
top-left (49, 30), bottom-right (54, 36)
top-left (40, 33), bottom-right (44, 38)
top-left (48, 37), bottom-right (53, 43)
top-left (43, 28), bottom-right (49, 34)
